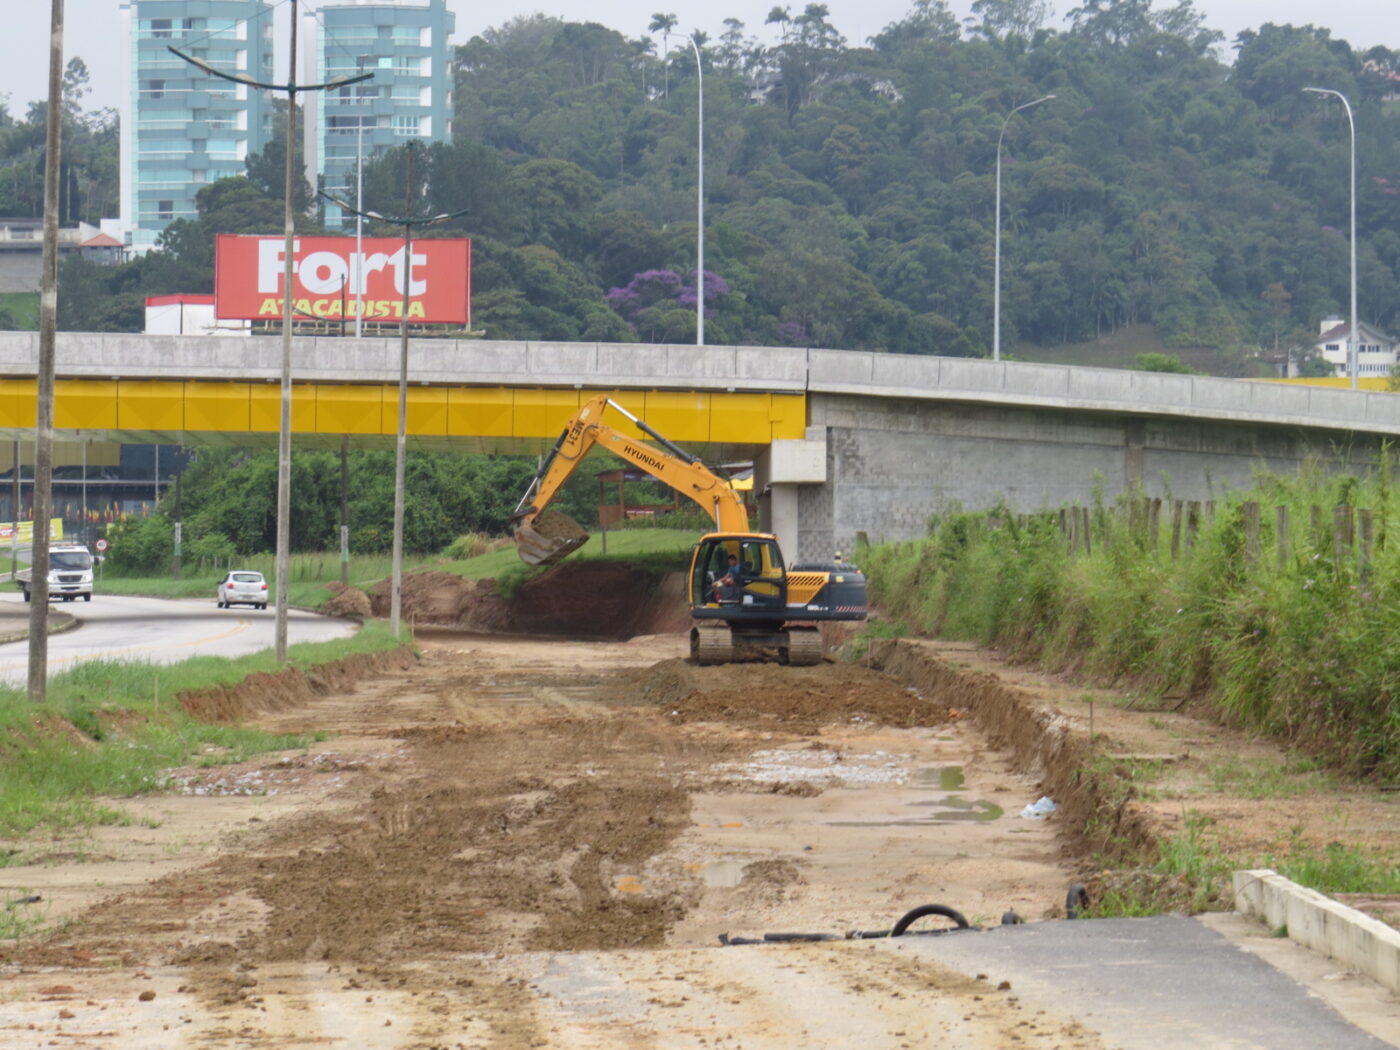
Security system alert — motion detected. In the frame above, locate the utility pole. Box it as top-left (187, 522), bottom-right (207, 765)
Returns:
top-left (29, 0), bottom-right (65, 701)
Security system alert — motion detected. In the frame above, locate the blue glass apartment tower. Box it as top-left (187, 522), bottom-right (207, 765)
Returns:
top-left (118, 1), bottom-right (275, 252)
top-left (304, 0), bottom-right (456, 227)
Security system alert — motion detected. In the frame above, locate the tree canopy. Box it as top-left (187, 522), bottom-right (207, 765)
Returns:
top-left (10, 1), bottom-right (1400, 361)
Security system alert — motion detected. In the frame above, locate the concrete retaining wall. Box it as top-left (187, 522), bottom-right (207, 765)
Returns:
top-left (1234, 869), bottom-right (1400, 993)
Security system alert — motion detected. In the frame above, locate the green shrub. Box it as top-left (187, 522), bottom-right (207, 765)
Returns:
top-left (103, 515), bottom-right (174, 575)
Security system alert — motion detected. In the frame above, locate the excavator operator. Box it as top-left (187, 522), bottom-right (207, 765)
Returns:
top-left (714, 554), bottom-right (743, 604)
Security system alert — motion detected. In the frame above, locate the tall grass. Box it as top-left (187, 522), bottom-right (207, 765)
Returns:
top-left (862, 464), bottom-right (1400, 778)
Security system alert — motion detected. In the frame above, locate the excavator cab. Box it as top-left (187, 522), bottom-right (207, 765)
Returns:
top-left (690, 535), bottom-right (787, 611)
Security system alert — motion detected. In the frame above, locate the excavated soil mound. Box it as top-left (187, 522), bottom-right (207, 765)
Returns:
top-left (320, 581), bottom-right (371, 618)
top-left (370, 563), bottom-right (681, 639)
top-left (367, 571), bottom-right (477, 622)
top-left (618, 657), bottom-right (952, 733)
top-left (531, 509), bottom-right (588, 540)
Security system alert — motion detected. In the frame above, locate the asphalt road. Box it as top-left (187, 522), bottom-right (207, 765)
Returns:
top-left (892, 914), bottom-right (1399, 1049)
top-left (0, 592), bottom-right (356, 685)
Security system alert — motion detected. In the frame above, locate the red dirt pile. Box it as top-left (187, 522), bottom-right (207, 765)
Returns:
top-left (320, 581), bottom-right (371, 618)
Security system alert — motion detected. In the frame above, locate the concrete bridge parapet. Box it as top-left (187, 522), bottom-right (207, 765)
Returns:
top-left (0, 333), bottom-right (811, 393)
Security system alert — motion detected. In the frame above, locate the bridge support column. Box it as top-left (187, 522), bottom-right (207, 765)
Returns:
top-left (755, 433), bottom-right (827, 565)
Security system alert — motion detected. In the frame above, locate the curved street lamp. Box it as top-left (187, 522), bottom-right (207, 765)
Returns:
top-left (1304, 87), bottom-right (1358, 390)
top-left (321, 158), bottom-right (467, 640)
top-left (671, 35), bottom-right (704, 345)
top-left (993, 94), bottom-right (1054, 363)
top-left (172, 0), bottom-right (373, 663)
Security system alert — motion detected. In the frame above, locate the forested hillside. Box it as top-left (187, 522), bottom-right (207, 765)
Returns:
top-left (26, 0), bottom-right (1400, 366)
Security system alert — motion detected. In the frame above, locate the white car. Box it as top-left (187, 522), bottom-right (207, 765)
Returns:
top-left (217, 571), bottom-right (268, 609)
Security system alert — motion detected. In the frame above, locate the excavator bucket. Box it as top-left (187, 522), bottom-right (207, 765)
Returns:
top-left (513, 510), bottom-right (590, 566)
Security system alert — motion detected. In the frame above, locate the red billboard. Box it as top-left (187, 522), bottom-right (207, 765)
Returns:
top-left (214, 234), bottom-right (471, 325)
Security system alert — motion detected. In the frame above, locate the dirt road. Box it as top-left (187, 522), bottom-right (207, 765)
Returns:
top-left (0, 629), bottom-right (1103, 1049)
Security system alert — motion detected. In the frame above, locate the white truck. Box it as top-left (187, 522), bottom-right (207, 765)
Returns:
top-left (16, 543), bottom-right (95, 602)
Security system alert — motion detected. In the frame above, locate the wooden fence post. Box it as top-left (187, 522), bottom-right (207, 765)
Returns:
top-left (1186, 501), bottom-right (1201, 552)
top-left (1079, 505), bottom-right (1093, 556)
top-left (1334, 504), bottom-right (1354, 567)
top-left (1171, 500), bottom-right (1183, 560)
top-left (1359, 509), bottom-right (1374, 587)
top-left (1275, 505), bottom-right (1289, 571)
top-left (1242, 501), bottom-right (1260, 565)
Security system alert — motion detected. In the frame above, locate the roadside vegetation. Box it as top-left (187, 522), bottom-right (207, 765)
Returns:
top-left (95, 524), bottom-right (698, 608)
top-left (861, 464), bottom-right (1400, 910)
top-left (0, 622), bottom-right (404, 850)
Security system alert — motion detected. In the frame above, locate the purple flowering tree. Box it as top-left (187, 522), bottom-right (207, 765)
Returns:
top-left (775, 321), bottom-right (810, 346)
top-left (605, 269), bottom-right (684, 324)
top-left (607, 269), bottom-right (730, 339)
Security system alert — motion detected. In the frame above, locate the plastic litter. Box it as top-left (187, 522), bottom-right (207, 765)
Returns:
top-left (1020, 796), bottom-right (1057, 819)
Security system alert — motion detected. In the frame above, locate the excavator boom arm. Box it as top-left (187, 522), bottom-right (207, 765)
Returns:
top-left (515, 394), bottom-right (750, 533)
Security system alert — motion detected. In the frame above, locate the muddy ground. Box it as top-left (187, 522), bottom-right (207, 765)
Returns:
top-left (1, 567), bottom-right (1399, 1046)
top-left (0, 623), bottom-right (1105, 1049)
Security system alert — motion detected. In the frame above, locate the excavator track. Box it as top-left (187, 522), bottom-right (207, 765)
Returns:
top-left (782, 628), bottom-right (824, 666)
top-left (690, 625), bottom-right (735, 666)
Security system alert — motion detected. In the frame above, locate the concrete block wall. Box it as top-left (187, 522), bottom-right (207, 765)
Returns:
top-left (804, 393), bottom-right (1380, 557)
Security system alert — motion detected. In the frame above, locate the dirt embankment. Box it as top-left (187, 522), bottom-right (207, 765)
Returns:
top-left (360, 562), bottom-right (690, 638)
top-left (867, 638), bottom-right (1158, 862)
top-left (178, 647), bottom-right (419, 723)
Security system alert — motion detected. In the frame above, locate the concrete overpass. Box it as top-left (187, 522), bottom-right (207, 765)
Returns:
top-left (0, 332), bottom-right (1395, 560)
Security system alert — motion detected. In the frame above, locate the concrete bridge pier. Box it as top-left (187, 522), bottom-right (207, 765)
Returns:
top-left (754, 431), bottom-right (829, 566)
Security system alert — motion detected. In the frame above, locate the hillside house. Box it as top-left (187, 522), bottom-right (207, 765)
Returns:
top-left (1305, 316), bottom-right (1398, 378)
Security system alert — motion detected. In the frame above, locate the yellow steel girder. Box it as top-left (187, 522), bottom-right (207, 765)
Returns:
top-left (0, 380), bottom-right (805, 447)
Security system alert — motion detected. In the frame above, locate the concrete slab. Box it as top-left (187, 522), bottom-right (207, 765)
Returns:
top-left (894, 914), bottom-right (1395, 1050)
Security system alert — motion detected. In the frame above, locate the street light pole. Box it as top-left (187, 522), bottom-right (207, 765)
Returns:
top-left (671, 36), bottom-right (704, 345)
top-left (171, 5), bottom-right (372, 663)
top-left (320, 164), bottom-right (466, 641)
top-left (355, 121), bottom-right (364, 338)
top-left (1304, 87), bottom-right (1358, 390)
top-left (274, 3), bottom-right (298, 663)
top-left (993, 94), bottom-right (1054, 363)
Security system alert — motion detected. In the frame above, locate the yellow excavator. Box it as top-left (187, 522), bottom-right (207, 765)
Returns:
top-left (510, 394), bottom-right (867, 665)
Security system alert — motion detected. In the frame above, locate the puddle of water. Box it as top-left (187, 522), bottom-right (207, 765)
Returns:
top-left (918, 766), bottom-right (966, 791)
top-left (828, 796), bottom-right (1004, 826)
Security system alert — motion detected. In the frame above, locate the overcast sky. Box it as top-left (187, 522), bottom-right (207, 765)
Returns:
top-left (2, 0), bottom-right (1394, 115)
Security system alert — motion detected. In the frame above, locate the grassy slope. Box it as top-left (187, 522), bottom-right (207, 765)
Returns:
top-left (0, 622), bottom-right (406, 842)
top-left (98, 528), bottom-right (699, 607)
